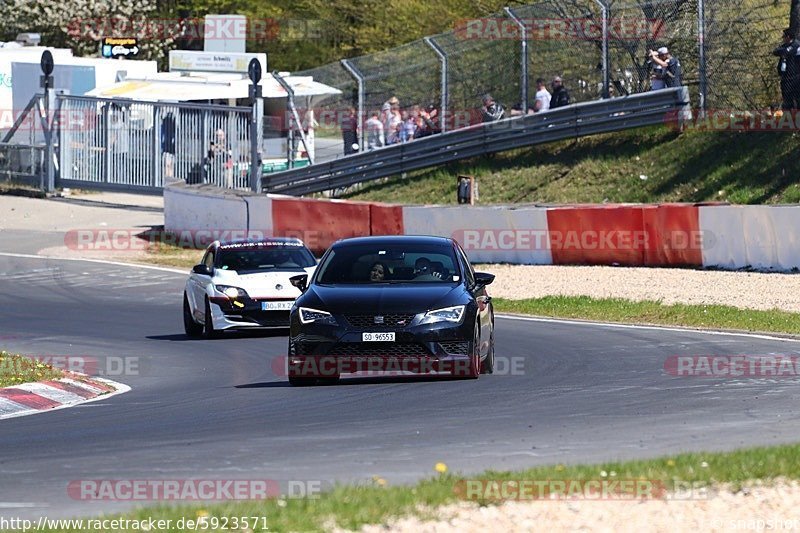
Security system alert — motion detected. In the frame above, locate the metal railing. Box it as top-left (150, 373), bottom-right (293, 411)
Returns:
top-left (263, 87), bottom-right (689, 196)
top-left (58, 95), bottom-right (253, 192)
top-left (0, 143), bottom-right (44, 186)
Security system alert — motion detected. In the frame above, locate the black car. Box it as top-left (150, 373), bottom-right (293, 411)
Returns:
top-left (286, 235), bottom-right (495, 385)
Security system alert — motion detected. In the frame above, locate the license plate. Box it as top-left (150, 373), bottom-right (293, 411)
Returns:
top-left (362, 332), bottom-right (395, 342)
top-left (262, 301), bottom-right (293, 311)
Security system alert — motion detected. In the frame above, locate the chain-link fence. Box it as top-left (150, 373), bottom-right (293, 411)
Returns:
top-left (295, 0), bottom-right (786, 159)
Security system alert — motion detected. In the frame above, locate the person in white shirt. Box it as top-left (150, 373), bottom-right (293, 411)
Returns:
top-left (366, 111), bottom-right (384, 149)
top-left (534, 78), bottom-right (551, 112)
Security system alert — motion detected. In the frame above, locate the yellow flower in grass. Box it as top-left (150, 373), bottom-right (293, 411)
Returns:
top-left (435, 462), bottom-right (448, 474)
top-left (196, 510), bottom-right (208, 518)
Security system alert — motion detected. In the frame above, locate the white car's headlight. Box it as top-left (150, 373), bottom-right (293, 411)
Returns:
top-left (215, 285), bottom-right (249, 299)
top-left (298, 307), bottom-right (337, 325)
top-left (420, 305), bottom-right (465, 325)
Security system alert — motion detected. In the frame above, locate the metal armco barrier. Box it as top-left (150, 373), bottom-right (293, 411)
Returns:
top-left (263, 87), bottom-right (689, 196)
top-left (58, 95), bottom-right (252, 192)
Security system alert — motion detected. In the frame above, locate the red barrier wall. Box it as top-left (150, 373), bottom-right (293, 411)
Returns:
top-left (546, 206), bottom-right (646, 266)
top-left (546, 204), bottom-right (703, 267)
top-left (369, 204), bottom-right (404, 236)
top-left (641, 204), bottom-right (702, 267)
top-left (271, 198), bottom-right (371, 253)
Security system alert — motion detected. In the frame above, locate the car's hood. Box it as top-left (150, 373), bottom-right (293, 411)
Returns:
top-left (213, 266), bottom-right (316, 299)
top-left (307, 283), bottom-right (463, 314)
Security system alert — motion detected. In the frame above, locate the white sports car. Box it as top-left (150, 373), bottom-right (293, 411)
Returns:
top-left (183, 238), bottom-right (317, 337)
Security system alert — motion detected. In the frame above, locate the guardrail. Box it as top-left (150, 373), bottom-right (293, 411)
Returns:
top-left (263, 87), bottom-right (690, 196)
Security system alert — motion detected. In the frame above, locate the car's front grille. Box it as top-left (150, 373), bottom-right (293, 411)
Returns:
top-left (439, 341), bottom-right (470, 355)
top-left (224, 310), bottom-right (290, 327)
top-left (345, 314), bottom-right (415, 329)
top-left (326, 342), bottom-right (430, 357)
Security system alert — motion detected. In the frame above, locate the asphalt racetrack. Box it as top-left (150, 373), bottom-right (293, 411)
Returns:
top-left (1, 251), bottom-right (799, 520)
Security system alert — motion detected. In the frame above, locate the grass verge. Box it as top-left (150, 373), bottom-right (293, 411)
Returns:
top-left (135, 241), bottom-right (202, 270)
top-left (28, 443), bottom-right (800, 532)
top-left (0, 351), bottom-right (63, 387)
top-left (342, 126), bottom-right (800, 205)
top-left (493, 296), bottom-right (800, 335)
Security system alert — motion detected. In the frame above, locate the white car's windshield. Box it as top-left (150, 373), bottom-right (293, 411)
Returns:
top-left (216, 243), bottom-right (316, 273)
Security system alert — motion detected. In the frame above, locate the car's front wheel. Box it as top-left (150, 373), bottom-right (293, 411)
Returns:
top-left (287, 340), bottom-right (316, 386)
top-left (466, 323), bottom-right (481, 379)
top-left (183, 293), bottom-right (203, 338)
top-left (204, 297), bottom-right (220, 339)
top-left (481, 325), bottom-right (495, 375)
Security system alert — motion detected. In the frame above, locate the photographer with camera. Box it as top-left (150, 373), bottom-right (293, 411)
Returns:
top-left (773, 28), bottom-right (800, 110)
top-left (480, 94), bottom-right (505, 123)
top-left (648, 47), bottom-right (682, 88)
top-left (646, 50), bottom-right (666, 90)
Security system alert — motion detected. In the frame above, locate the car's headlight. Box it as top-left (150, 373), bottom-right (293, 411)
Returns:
top-left (215, 285), bottom-right (249, 299)
top-left (420, 305), bottom-right (466, 325)
top-left (298, 307), bottom-right (337, 325)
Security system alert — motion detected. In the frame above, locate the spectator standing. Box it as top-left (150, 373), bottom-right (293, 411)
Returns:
top-left (206, 128), bottom-right (233, 187)
top-left (550, 76), bottom-right (570, 109)
top-left (773, 28), bottom-right (800, 110)
top-left (160, 111), bottom-right (176, 179)
top-left (342, 106), bottom-right (359, 155)
top-left (381, 102), bottom-right (393, 137)
top-left (302, 108), bottom-right (318, 161)
top-left (533, 78), bottom-right (551, 112)
top-left (648, 47), bottom-right (682, 88)
top-left (423, 103), bottom-right (440, 134)
top-left (647, 53), bottom-right (666, 90)
top-left (401, 111), bottom-right (416, 142)
top-left (366, 111), bottom-right (384, 149)
top-left (480, 94), bottom-right (505, 123)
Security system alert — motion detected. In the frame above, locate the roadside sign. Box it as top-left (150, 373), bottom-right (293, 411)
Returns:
top-left (40, 50), bottom-right (54, 75)
top-left (101, 38), bottom-right (140, 59)
top-left (248, 58), bottom-right (262, 84)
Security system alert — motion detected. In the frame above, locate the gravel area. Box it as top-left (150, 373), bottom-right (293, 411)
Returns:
top-left (342, 480), bottom-right (800, 533)
top-left (482, 265), bottom-right (800, 313)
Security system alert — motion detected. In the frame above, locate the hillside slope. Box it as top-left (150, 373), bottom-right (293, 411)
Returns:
top-left (341, 127), bottom-right (800, 205)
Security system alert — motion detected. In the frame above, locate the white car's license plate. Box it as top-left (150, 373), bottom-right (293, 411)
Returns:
top-left (261, 301), bottom-right (293, 311)
top-left (362, 332), bottom-right (395, 342)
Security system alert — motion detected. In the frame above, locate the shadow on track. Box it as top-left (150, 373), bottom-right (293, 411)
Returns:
top-left (148, 329), bottom-right (289, 342)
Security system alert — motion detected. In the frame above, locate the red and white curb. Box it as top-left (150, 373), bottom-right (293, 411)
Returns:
top-left (0, 375), bottom-right (130, 420)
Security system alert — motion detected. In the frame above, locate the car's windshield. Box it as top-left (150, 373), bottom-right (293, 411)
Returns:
top-left (315, 243), bottom-right (460, 284)
top-left (215, 243), bottom-right (316, 273)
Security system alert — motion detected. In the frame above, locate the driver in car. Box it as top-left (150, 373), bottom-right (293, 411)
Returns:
top-left (369, 262), bottom-right (387, 282)
top-left (414, 257), bottom-right (442, 279)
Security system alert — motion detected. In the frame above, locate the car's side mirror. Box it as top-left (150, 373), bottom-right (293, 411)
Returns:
top-left (290, 274), bottom-right (308, 292)
top-left (474, 272), bottom-right (495, 287)
top-left (192, 264), bottom-right (213, 276)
